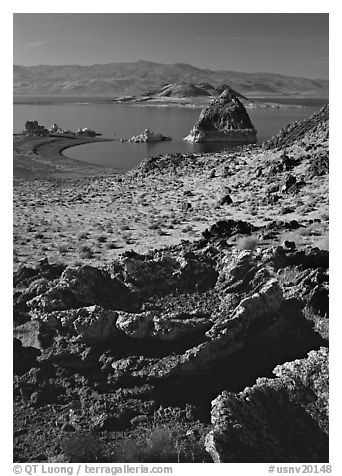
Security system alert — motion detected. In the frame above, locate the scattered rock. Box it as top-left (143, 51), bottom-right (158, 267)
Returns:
top-left (202, 220), bottom-right (257, 242)
top-left (280, 174), bottom-right (297, 193)
top-left (283, 240), bottom-right (296, 249)
top-left (218, 194), bottom-right (233, 206)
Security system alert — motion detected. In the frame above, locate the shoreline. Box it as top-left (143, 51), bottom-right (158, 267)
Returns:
top-left (13, 134), bottom-right (118, 180)
top-left (14, 95), bottom-right (328, 109)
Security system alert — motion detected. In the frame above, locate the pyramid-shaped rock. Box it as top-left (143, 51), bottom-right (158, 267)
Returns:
top-left (184, 90), bottom-right (257, 143)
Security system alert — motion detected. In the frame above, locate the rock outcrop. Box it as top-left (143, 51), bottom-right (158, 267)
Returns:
top-left (13, 238), bottom-right (329, 462)
top-left (205, 347), bottom-right (329, 462)
top-left (184, 90), bottom-right (257, 143)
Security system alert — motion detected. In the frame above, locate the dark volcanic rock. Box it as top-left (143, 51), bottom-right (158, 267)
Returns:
top-left (218, 194), bottom-right (233, 206)
top-left (205, 347), bottom-right (328, 462)
top-left (202, 219), bottom-right (257, 242)
top-left (184, 90), bottom-right (257, 143)
top-left (13, 338), bottom-right (41, 375)
top-left (14, 258), bottom-right (66, 288)
top-left (307, 152), bottom-right (329, 178)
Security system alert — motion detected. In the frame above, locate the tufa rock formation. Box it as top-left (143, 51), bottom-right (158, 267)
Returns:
top-left (205, 347), bottom-right (328, 462)
top-left (184, 90), bottom-right (257, 143)
top-left (128, 129), bottom-right (172, 143)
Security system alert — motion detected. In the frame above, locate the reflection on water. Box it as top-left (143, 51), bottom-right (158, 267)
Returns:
top-left (13, 99), bottom-right (327, 169)
top-left (64, 139), bottom-right (257, 170)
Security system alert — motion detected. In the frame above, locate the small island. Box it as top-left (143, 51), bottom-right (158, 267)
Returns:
top-left (184, 90), bottom-right (257, 143)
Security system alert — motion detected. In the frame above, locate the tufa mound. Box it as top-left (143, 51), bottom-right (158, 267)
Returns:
top-left (184, 90), bottom-right (257, 143)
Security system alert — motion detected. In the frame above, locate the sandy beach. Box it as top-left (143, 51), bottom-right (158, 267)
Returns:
top-left (13, 134), bottom-right (116, 180)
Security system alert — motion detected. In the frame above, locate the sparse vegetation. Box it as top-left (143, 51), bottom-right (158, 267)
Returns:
top-left (79, 245), bottom-right (93, 259)
top-left (237, 236), bottom-right (259, 250)
top-left (61, 433), bottom-right (102, 463)
top-left (112, 422), bottom-right (210, 463)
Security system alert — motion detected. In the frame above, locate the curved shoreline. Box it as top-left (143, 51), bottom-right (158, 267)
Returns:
top-left (13, 134), bottom-right (118, 180)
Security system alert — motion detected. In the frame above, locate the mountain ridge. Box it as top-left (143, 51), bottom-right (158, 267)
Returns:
top-left (14, 61), bottom-right (328, 97)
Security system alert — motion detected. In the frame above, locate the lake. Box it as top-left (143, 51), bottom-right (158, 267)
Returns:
top-left (13, 97), bottom-right (328, 170)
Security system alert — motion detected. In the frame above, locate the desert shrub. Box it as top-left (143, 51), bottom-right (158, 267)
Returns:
top-left (315, 235), bottom-right (329, 250)
top-left (58, 244), bottom-right (68, 255)
top-left (171, 218), bottom-right (182, 225)
top-left (78, 231), bottom-right (88, 240)
top-left (97, 235), bottom-right (107, 243)
top-left (106, 241), bottom-right (119, 250)
top-left (113, 422), bottom-right (210, 463)
top-left (122, 232), bottom-right (133, 243)
top-left (79, 245), bottom-right (93, 259)
top-left (148, 222), bottom-right (161, 230)
top-left (61, 433), bottom-right (102, 463)
top-left (237, 236), bottom-right (259, 251)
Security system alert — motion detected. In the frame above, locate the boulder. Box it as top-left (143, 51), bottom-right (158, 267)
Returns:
top-left (202, 219), bottom-right (257, 242)
top-left (218, 194), bottom-right (233, 206)
top-left (184, 90), bottom-right (257, 143)
top-left (205, 347), bottom-right (328, 462)
top-left (215, 250), bottom-right (270, 299)
top-left (13, 320), bottom-right (54, 350)
top-left (279, 173), bottom-right (297, 193)
top-left (27, 265), bottom-right (132, 312)
top-left (307, 152), bottom-right (328, 178)
top-left (72, 306), bottom-right (119, 344)
top-left (116, 311), bottom-right (213, 341)
top-left (30, 305), bottom-right (120, 344)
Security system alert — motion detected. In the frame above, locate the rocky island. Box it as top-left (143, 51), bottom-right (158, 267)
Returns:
top-left (128, 129), bottom-right (172, 143)
top-left (184, 90), bottom-right (257, 143)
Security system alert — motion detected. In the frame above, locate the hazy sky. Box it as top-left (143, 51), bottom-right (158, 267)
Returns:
top-left (13, 13), bottom-right (329, 79)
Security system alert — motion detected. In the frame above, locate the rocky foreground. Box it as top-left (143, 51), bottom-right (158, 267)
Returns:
top-left (13, 106), bottom-right (329, 463)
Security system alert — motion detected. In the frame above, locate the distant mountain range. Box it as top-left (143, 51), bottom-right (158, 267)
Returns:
top-left (13, 60), bottom-right (329, 98)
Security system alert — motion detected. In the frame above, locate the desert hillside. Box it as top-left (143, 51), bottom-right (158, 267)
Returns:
top-left (14, 60), bottom-right (328, 97)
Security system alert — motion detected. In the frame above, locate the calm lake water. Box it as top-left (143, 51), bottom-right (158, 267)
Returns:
top-left (13, 97), bottom-right (328, 170)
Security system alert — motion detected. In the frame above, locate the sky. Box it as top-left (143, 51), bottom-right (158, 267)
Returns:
top-left (13, 13), bottom-right (329, 79)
